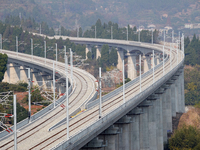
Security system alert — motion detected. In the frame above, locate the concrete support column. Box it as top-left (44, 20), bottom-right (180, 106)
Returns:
top-left (42, 75), bottom-right (47, 90)
top-left (139, 101), bottom-right (152, 150)
top-left (127, 52), bottom-right (137, 80)
top-left (178, 75), bottom-right (182, 113)
top-left (181, 70), bottom-right (185, 113)
top-left (165, 85), bottom-right (172, 133)
top-left (2, 64), bottom-right (9, 82)
top-left (115, 116), bottom-right (131, 150)
top-left (9, 63), bottom-right (20, 84)
top-left (151, 55), bottom-right (155, 69)
top-left (32, 70), bottom-right (39, 87)
top-left (154, 55), bottom-right (158, 66)
top-left (86, 45), bottom-right (92, 59)
top-left (20, 66), bottom-right (28, 82)
top-left (60, 83), bottom-right (66, 94)
top-left (147, 95), bottom-right (158, 150)
top-left (96, 46), bottom-right (101, 59)
top-left (175, 76), bottom-right (180, 113)
top-left (104, 135), bottom-right (115, 150)
top-left (161, 85), bottom-right (170, 143)
top-left (127, 108), bottom-right (143, 150)
top-left (155, 88), bottom-right (164, 150)
top-left (100, 125), bottom-right (119, 150)
top-left (170, 83), bottom-right (176, 117)
top-left (117, 49), bottom-right (124, 71)
top-left (143, 55), bottom-right (150, 73)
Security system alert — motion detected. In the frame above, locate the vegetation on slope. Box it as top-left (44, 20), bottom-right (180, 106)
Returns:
top-left (0, 53), bottom-right (8, 82)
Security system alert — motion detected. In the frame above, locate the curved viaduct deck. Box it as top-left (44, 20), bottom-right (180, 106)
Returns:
top-left (0, 35), bottom-right (184, 150)
top-left (0, 49), bottom-right (97, 149)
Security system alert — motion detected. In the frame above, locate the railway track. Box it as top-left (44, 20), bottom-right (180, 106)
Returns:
top-left (0, 41), bottom-right (183, 150)
top-left (0, 50), bottom-right (97, 150)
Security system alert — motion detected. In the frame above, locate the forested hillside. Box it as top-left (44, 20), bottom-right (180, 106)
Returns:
top-left (0, 21), bottom-right (86, 60)
top-left (33, 0), bottom-right (200, 29)
top-left (0, 53), bottom-right (7, 82)
top-left (0, 0), bottom-right (58, 27)
top-left (1, 0), bottom-right (200, 30)
top-left (184, 35), bottom-right (200, 105)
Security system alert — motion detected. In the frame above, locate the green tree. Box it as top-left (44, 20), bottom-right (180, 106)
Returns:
top-left (109, 48), bottom-right (118, 66)
top-left (0, 53), bottom-right (8, 82)
top-left (87, 51), bottom-right (92, 60)
top-left (100, 45), bottom-right (109, 68)
top-left (169, 126), bottom-right (200, 150)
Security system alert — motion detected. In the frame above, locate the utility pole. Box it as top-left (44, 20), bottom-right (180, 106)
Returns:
top-left (70, 48), bottom-right (73, 87)
top-left (95, 26), bottom-right (96, 39)
top-left (139, 55), bottom-right (141, 92)
top-left (64, 46), bottom-right (66, 59)
top-left (16, 36), bottom-right (18, 56)
top-left (40, 24), bottom-right (41, 34)
top-left (178, 31), bottom-right (181, 49)
top-left (99, 67), bottom-right (102, 119)
top-left (123, 59), bottom-right (125, 103)
top-left (163, 46), bottom-right (164, 76)
top-left (138, 28), bottom-right (140, 42)
top-left (31, 38), bottom-right (33, 60)
top-left (53, 61), bottom-right (56, 108)
top-left (127, 26), bottom-right (128, 41)
top-left (177, 41), bottom-right (178, 65)
top-left (152, 29), bottom-right (153, 44)
top-left (65, 54), bottom-right (69, 140)
top-left (164, 29), bottom-right (165, 46)
top-left (153, 50), bottom-right (154, 83)
top-left (44, 41), bottom-right (46, 64)
top-left (182, 33), bottom-right (185, 56)
top-left (27, 68), bottom-right (31, 123)
top-left (111, 26), bottom-right (113, 39)
top-left (13, 94), bottom-right (17, 150)
top-left (55, 43), bottom-right (57, 69)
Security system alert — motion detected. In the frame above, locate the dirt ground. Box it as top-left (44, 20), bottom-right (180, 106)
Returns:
top-left (178, 106), bottom-right (200, 129)
top-left (15, 92), bottom-right (44, 115)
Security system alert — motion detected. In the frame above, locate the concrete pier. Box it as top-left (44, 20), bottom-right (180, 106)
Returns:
top-left (117, 49), bottom-right (124, 71)
top-left (155, 88), bottom-right (164, 150)
top-left (143, 55), bottom-right (150, 73)
top-left (127, 52), bottom-right (137, 80)
top-left (86, 45), bottom-right (92, 59)
top-left (139, 101), bottom-right (152, 150)
top-left (96, 46), bottom-right (101, 59)
top-left (127, 108), bottom-right (143, 150)
top-left (9, 63), bottom-right (20, 84)
top-left (115, 115), bottom-right (132, 150)
top-left (20, 66), bottom-right (28, 82)
top-left (147, 95), bottom-right (158, 150)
